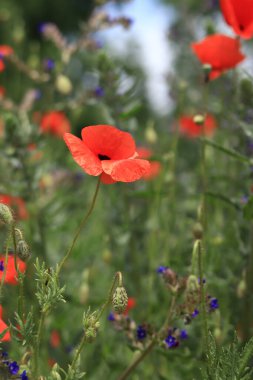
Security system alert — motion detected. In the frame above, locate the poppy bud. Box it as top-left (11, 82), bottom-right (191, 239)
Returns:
top-left (79, 283), bottom-right (89, 304)
top-left (55, 74), bottom-right (72, 95)
top-left (193, 114), bottom-right (205, 126)
top-left (0, 203), bottom-right (14, 225)
top-left (17, 240), bottom-right (31, 261)
top-left (145, 122), bottom-right (157, 144)
top-left (186, 275), bottom-right (199, 293)
top-left (102, 248), bottom-right (112, 264)
top-left (237, 279), bottom-right (246, 298)
top-left (112, 286), bottom-right (128, 314)
top-left (192, 222), bottom-right (203, 239)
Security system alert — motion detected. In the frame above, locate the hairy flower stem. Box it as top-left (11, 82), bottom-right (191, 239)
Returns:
top-left (197, 240), bottom-right (209, 353)
top-left (65, 271), bottom-right (123, 379)
top-left (97, 271), bottom-right (123, 320)
top-left (65, 334), bottom-right (87, 380)
top-left (117, 295), bottom-right (176, 380)
top-left (33, 309), bottom-right (48, 378)
top-left (0, 234), bottom-right (10, 298)
top-left (57, 176), bottom-right (101, 276)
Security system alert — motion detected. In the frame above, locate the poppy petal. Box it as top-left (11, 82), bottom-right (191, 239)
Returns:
top-left (81, 125), bottom-right (136, 160)
top-left (101, 173), bottom-right (116, 184)
top-left (192, 34), bottom-right (245, 79)
top-left (220, 0), bottom-right (253, 39)
top-left (64, 133), bottom-right (102, 176)
top-left (102, 159), bottom-right (150, 182)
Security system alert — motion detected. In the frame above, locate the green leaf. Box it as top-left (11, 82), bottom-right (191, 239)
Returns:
top-left (201, 138), bottom-right (252, 164)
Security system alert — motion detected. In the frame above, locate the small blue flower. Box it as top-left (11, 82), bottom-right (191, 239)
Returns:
top-left (108, 312), bottom-right (115, 322)
top-left (0, 261), bottom-right (4, 271)
top-left (209, 298), bottom-right (219, 310)
top-left (43, 58), bottom-right (55, 71)
top-left (9, 361), bottom-right (19, 375)
top-left (1, 351), bottom-right (8, 358)
top-left (94, 86), bottom-right (104, 97)
top-left (20, 370), bottom-right (29, 380)
top-left (191, 309), bottom-right (199, 318)
top-left (156, 266), bottom-right (168, 274)
top-left (180, 329), bottom-right (188, 340)
top-left (165, 334), bottom-right (178, 348)
top-left (136, 325), bottom-right (147, 340)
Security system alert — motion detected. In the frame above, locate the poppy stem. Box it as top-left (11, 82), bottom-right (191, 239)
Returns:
top-left (57, 176), bottom-right (101, 276)
top-left (0, 232), bottom-right (10, 297)
top-left (97, 271), bottom-right (123, 320)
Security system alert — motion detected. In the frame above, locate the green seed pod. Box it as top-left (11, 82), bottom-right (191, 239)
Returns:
top-left (193, 114), bottom-right (205, 126)
top-left (0, 203), bottom-right (14, 225)
top-left (112, 286), bottom-right (128, 314)
top-left (17, 240), bottom-right (31, 261)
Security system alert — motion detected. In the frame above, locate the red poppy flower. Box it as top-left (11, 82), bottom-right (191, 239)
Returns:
top-left (179, 114), bottom-right (218, 138)
top-left (0, 194), bottom-right (28, 220)
top-left (123, 297), bottom-right (136, 315)
top-left (191, 34), bottom-right (245, 80)
top-left (0, 255), bottom-right (26, 285)
top-left (50, 330), bottom-right (61, 348)
top-left (0, 306), bottom-right (10, 342)
top-left (64, 125), bottom-right (150, 184)
top-left (220, 0), bottom-right (253, 39)
top-left (0, 45), bottom-right (13, 73)
top-left (40, 111), bottom-right (71, 137)
top-left (137, 147), bottom-right (161, 180)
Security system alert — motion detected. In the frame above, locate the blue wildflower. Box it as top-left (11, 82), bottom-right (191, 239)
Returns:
top-left (95, 86), bottom-right (104, 97)
top-left (191, 309), bottom-right (199, 318)
top-left (9, 361), bottom-right (19, 375)
top-left (180, 329), bottom-right (188, 340)
top-left (108, 312), bottom-right (115, 322)
top-left (44, 58), bottom-right (55, 71)
top-left (156, 266), bottom-right (168, 274)
top-left (209, 298), bottom-right (219, 310)
top-left (165, 334), bottom-right (178, 348)
top-left (20, 370), bottom-right (28, 380)
top-left (0, 261), bottom-right (4, 271)
top-left (136, 325), bottom-right (147, 340)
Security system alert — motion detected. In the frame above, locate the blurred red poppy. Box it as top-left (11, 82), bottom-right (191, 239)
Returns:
top-left (0, 255), bottom-right (26, 285)
top-left (0, 86), bottom-right (5, 97)
top-left (40, 111), bottom-right (71, 137)
top-left (179, 115), bottom-right (218, 138)
top-left (137, 147), bottom-right (161, 180)
top-left (220, 0), bottom-right (253, 39)
top-left (0, 306), bottom-right (10, 342)
top-left (191, 34), bottom-right (245, 80)
top-left (64, 125), bottom-right (150, 184)
top-left (0, 194), bottom-right (28, 220)
top-left (50, 330), bottom-right (61, 348)
top-left (0, 45), bottom-right (13, 73)
top-left (123, 297), bottom-right (136, 315)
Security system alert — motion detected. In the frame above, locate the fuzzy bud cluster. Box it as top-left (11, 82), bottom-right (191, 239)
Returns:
top-left (83, 309), bottom-right (100, 343)
top-left (0, 203), bottom-right (14, 226)
top-left (112, 286), bottom-right (128, 314)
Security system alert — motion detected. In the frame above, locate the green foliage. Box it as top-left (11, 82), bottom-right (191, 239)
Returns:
top-left (201, 333), bottom-right (253, 380)
top-left (34, 259), bottom-right (66, 313)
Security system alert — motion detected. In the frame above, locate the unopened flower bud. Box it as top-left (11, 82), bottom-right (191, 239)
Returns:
top-left (79, 283), bottom-right (89, 304)
top-left (237, 279), bottom-right (246, 298)
top-left (193, 114), bottom-right (205, 126)
top-left (186, 275), bottom-right (199, 293)
top-left (145, 122), bottom-right (157, 144)
top-left (17, 240), bottom-right (31, 261)
top-left (192, 222), bottom-right (203, 239)
top-left (202, 64), bottom-right (212, 75)
top-left (0, 203), bottom-right (14, 225)
top-left (85, 327), bottom-right (97, 343)
top-left (51, 363), bottom-right (62, 380)
top-left (112, 286), bottom-right (128, 314)
top-left (55, 75), bottom-right (72, 95)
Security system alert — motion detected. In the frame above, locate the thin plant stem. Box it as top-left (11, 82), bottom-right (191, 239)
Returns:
top-left (65, 271), bottom-right (123, 379)
top-left (57, 176), bottom-right (101, 276)
top-left (33, 309), bottom-right (47, 377)
top-left (117, 295), bottom-right (176, 380)
top-left (97, 271), bottom-right (122, 320)
top-left (197, 240), bottom-right (208, 352)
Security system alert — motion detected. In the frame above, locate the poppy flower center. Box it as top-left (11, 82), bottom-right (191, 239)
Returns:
top-left (98, 154), bottom-right (111, 161)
